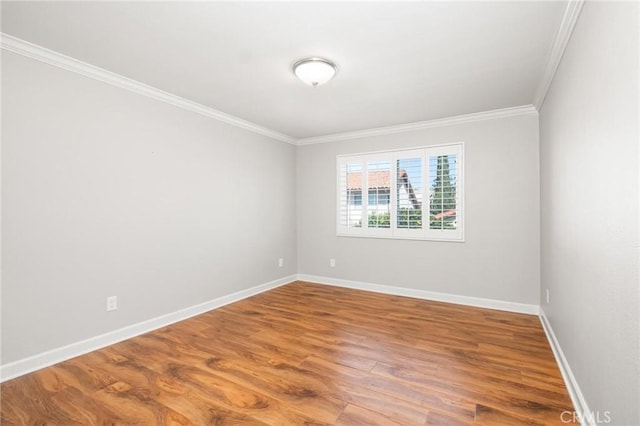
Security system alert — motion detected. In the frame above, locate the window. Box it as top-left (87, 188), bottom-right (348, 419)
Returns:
top-left (348, 190), bottom-right (362, 206)
top-left (337, 143), bottom-right (463, 241)
top-left (368, 190), bottom-right (390, 206)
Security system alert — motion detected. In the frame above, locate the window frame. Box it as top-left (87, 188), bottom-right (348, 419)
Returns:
top-left (336, 143), bottom-right (464, 242)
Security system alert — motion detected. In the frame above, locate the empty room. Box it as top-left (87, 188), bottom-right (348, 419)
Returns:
top-left (1, 1), bottom-right (638, 425)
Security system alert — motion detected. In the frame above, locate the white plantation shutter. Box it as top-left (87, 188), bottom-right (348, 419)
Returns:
top-left (364, 154), bottom-right (393, 237)
top-left (337, 157), bottom-right (365, 235)
top-left (337, 143), bottom-right (464, 241)
top-left (395, 149), bottom-right (425, 238)
top-left (426, 144), bottom-right (463, 241)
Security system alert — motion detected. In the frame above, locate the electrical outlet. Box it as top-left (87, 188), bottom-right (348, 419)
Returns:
top-left (329, 258), bottom-right (336, 268)
top-left (546, 289), bottom-right (550, 304)
top-left (278, 258), bottom-right (284, 268)
top-left (106, 296), bottom-right (118, 312)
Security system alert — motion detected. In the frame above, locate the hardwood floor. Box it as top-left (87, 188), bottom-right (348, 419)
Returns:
top-left (1, 281), bottom-right (576, 425)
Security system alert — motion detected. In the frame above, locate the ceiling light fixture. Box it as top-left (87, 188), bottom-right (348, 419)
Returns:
top-left (293, 57), bottom-right (337, 87)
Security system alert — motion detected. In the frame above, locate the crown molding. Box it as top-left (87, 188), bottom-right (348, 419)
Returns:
top-left (533, 0), bottom-right (585, 110)
top-left (0, 33), bottom-right (296, 145)
top-left (2, 33), bottom-right (542, 147)
top-left (295, 105), bottom-right (538, 145)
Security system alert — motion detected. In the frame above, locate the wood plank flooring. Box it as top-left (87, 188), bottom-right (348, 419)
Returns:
top-left (0, 281), bottom-right (576, 425)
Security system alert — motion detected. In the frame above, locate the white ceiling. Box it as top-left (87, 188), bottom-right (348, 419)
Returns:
top-left (1, 1), bottom-right (567, 140)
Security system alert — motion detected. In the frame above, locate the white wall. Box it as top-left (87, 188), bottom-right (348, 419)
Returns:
top-left (1, 52), bottom-right (297, 364)
top-left (539, 2), bottom-right (639, 425)
top-left (297, 113), bottom-right (540, 305)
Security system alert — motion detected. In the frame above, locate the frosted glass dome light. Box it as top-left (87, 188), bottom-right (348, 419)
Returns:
top-left (293, 57), bottom-right (337, 87)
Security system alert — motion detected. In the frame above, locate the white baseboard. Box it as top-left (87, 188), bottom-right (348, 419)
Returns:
top-left (296, 274), bottom-right (539, 315)
top-left (0, 275), bottom-right (297, 383)
top-left (539, 307), bottom-right (593, 426)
